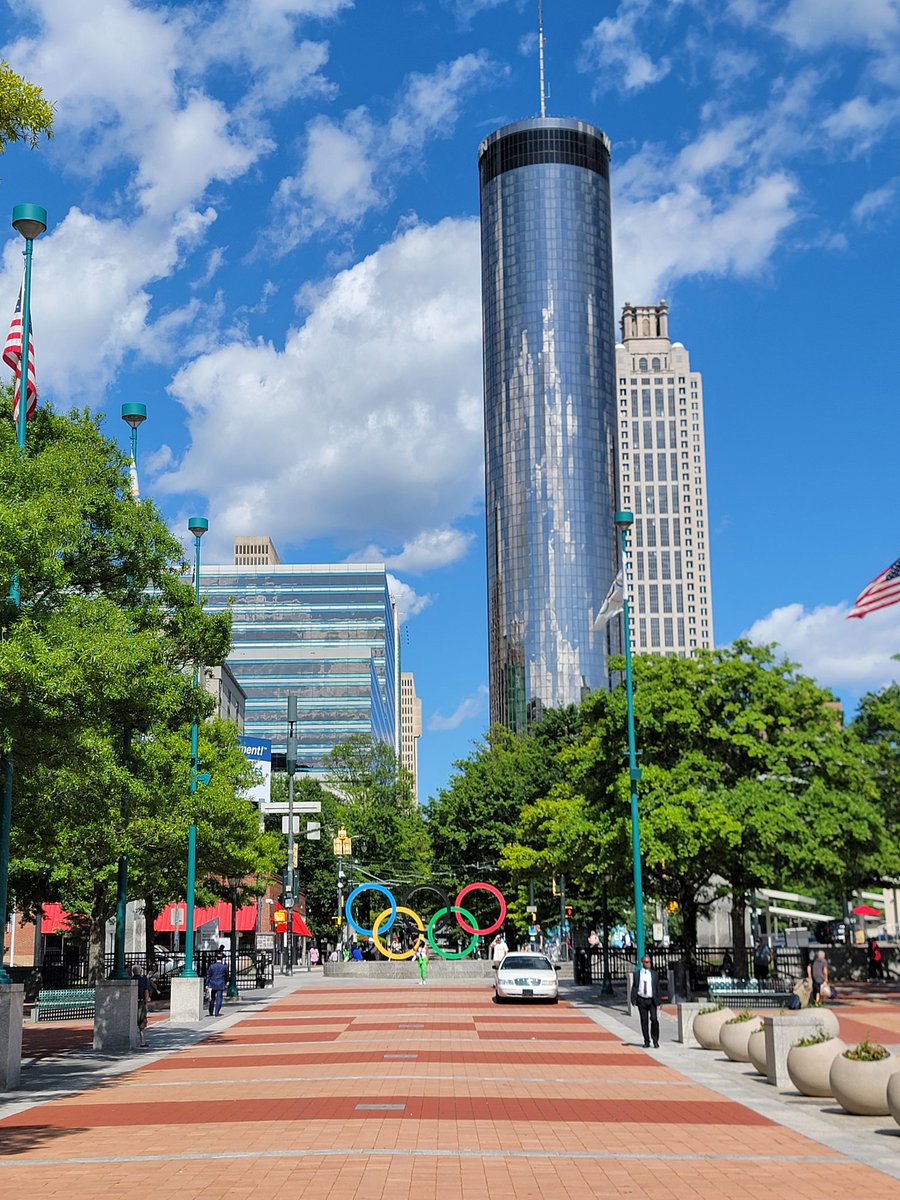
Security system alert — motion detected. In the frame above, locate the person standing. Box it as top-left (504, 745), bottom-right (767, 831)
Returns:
top-left (309, 944), bottom-right (320, 970)
top-left (414, 943), bottom-right (429, 985)
top-left (132, 964), bottom-right (156, 1047)
top-left (630, 954), bottom-right (661, 1048)
top-left (206, 952), bottom-right (229, 1017)
top-left (491, 934), bottom-right (508, 964)
top-left (807, 949), bottom-right (830, 1005)
top-left (753, 936), bottom-right (771, 983)
top-left (867, 939), bottom-right (884, 982)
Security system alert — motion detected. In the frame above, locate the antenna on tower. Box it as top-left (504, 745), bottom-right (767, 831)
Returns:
top-left (538, 0), bottom-right (547, 118)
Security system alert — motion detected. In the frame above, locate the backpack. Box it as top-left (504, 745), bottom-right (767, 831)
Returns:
top-left (786, 993), bottom-right (801, 1010)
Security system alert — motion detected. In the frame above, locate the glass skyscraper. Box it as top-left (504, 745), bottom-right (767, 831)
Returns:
top-left (200, 558), bottom-right (398, 771)
top-left (479, 117), bottom-right (619, 730)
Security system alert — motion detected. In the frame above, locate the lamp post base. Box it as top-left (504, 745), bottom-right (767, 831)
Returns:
top-left (0, 984), bottom-right (24, 1091)
top-left (170, 975), bottom-right (204, 1023)
top-left (93, 979), bottom-right (138, 1054)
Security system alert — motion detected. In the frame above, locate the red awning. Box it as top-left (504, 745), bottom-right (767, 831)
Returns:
top-left (41, 902), bottom-right (73, 934)
top-left (291, 912), bottom-right (312, 937)
top-left (853, 904), bottom-right (883, 917)
top-left (153, 900), bottom-right (259, 933)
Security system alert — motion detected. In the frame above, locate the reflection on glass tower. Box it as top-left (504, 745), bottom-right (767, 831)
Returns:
top-left (479, 117), bottom-right (619, 730)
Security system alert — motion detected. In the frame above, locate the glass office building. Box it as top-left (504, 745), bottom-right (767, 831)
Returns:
top-left (200, 561), bottom-right (398, 770)
top-left (479, 117), bottom-right (619, 730)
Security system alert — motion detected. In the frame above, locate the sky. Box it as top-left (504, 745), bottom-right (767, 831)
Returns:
top-left (1, 0), bottom-right (899, 806)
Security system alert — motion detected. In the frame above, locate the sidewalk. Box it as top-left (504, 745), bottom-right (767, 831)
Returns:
top-left (0, 972), bottom-right (898, 1199)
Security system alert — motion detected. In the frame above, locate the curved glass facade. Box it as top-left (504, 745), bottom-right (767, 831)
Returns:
top-left (479, 117), bottom-right (619, 729)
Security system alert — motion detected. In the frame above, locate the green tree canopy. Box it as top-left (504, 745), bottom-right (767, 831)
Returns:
top-left (0, 61), bottom-right (53, 153)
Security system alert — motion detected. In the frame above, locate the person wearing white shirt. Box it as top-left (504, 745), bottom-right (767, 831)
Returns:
top-left (630, 954), bottom-right (661, 1047)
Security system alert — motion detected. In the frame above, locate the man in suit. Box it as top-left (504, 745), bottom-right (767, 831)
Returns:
top-left (630, 954), bottom-right (661, 1048)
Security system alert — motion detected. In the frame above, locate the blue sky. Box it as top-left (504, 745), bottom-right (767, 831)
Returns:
top-left (2, 0), bottom-right (899, 805)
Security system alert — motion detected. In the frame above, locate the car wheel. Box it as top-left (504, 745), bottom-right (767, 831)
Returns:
top-left (493, 992), bottom-right (506, 1004)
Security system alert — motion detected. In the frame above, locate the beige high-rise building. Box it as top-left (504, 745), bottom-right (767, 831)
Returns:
top-left (234, 536), bottom-right (281, 567)
top-left (615, 301), bottom-right (714, 655)
top-left (400, 672), bottom-right (422, 804)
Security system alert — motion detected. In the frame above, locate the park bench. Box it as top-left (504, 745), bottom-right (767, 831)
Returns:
top-left (707, 976), bottom-right (793, 1008)
top-left (34, 987), bottom-right (95, 1022)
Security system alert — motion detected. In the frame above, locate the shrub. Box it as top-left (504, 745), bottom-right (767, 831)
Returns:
top-left (726, 1009), bottom-right (756, 1024)
top-left (793, 1029), bottom-right (833, 1049)
top-left (843, 1040), bottom-right (890, 1062)
top-left (697, 1004), bottom-right (723, 1016)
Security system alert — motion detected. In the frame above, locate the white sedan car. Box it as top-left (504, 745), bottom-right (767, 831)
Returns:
top-left (493, 952), bottom-right (560, 1003)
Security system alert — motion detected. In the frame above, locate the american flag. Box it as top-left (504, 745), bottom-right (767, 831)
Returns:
top-left (3, 276), bottom-right (37, 425)
top-left (847, 557), bottom-right (900, 619)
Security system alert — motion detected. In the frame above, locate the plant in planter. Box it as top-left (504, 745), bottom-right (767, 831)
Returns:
top-left (787, 1029), bottom-right (845, 1097)
top-left (693, 1004), bottom-right (736, 1051)
top-left (829, 1040), bottom-right (900, 1115)
top-left (720, 1009), bottom-right (764, 1063)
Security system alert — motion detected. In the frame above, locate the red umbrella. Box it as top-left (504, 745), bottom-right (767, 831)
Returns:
top-left (853, 904), bottom-right (882, 917)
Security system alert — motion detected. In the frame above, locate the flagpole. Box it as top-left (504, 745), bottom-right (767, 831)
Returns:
top-left (0, 205), bottom-right (47, 987)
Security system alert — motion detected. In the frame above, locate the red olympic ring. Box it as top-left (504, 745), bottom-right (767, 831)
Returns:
top-left (454, 882), bottom-right (506, 936)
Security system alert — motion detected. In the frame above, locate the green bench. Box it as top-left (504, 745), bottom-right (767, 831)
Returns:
top-left (35, 987), bottom-right (95, 1022)
top-left (707, 976), bottom-right (792, 1008)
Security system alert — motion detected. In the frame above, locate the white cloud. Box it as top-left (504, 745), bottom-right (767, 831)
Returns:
top-left (775, 0), bottom-right (900, 51)
top-left (352, 528), bottom-right (475, 573)
top-left (852, 180), bottom-right (900, 223)
top-left (0, 205), bottom-right (216, 401)
top-left (581, 0), bottom-right (671, 94)
top-left (742, 602), bottom-right (900, 693)
top-left (428, 684), bottom-right (489, 732)
top-left (155, 217), bottom-right (484, 551)
top-left (275, 52), bottom-right (499, 244)
top-left (823, 96), bottom-right (900, 152)
top-left (613, 170), bottom-right (799, 302)
top-left (387, 575), bottom-right (432, 624)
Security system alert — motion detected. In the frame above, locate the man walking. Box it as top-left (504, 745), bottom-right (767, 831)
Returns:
top-left (206, 952), bottom-right (229, 1017)
top-left (631, 954), bottom-right (661, 1048)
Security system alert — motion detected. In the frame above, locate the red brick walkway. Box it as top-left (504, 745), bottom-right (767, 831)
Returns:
top-left (2, 982), bottom-right (898, 1199)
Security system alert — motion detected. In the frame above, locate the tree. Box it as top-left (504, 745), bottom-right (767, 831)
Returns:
top-left (498, 642), bottom-right (896, 967)
top-left (0, 61), bottom-right (53, 154)
top-left (0, 404), bottom-right (280, 973)
top-left (853, 677), bottom-right (900, 841)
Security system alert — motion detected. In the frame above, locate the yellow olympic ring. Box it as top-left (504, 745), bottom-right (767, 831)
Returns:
top-left (372, 906), bottom-right (424, 960)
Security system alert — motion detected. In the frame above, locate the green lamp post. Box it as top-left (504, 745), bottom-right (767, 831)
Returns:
top-left (181, 516), bottom-right (209, 980)
top-left (615, 509), bottom-right (646, 960)
top-left (110, 402), bottom-right (149, 981)
top-left (0, 204), bottom-right (48, 986)
top-left (226, 875), bottom-right (241, 1000)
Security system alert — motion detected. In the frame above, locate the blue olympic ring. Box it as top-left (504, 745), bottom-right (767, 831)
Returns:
top-left (345, 883), bottom-right (398, 937)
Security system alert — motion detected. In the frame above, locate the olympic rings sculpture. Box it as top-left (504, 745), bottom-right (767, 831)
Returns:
top-left (344, 882), bottom-right (507, 960)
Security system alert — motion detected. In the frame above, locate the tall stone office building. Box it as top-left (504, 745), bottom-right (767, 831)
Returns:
top-left (615, 301), bottom-right (714, 654)
top-left (478, 117), bottom-right (619, 730)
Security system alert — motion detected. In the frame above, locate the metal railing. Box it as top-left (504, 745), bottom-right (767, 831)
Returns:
top-left (38, 950), bottom-right (275, 995)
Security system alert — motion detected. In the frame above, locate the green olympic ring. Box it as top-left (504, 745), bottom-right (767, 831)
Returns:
top-left (427, 905), bottom-right (479, 959)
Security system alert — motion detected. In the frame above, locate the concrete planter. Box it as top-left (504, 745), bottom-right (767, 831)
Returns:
top-left (692, 1007), bottom-right (735, 1050)
top-left (829, 1049), bottom-right (900, 1115)
top-left (810, 1006), bottom-right (840, 1037)
top-left (747, 1028), bottom-right (768, 1074)
top-left (887, 1069), bottom-right (900, 1127)
top-left (719, 1015), bottom-right (763, 1062)
top-left (786, 1037), bottom-right (845, 1097)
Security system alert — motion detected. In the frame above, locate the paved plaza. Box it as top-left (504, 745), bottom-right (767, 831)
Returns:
top-left (1, 975), bottom-right (899, 1199)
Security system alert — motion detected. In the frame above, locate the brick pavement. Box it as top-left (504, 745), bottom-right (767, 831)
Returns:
top-left (1, 978), bottom-right (899, 1199)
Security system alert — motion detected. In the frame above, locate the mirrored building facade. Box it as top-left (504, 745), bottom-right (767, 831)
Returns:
top-left (478, 117), bottom-right (619, 730)
top-left (200, 556), bottom-right (398, 771)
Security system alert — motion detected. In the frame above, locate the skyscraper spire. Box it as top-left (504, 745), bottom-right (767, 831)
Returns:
top-left (538, 1), bottom-right (547, 118)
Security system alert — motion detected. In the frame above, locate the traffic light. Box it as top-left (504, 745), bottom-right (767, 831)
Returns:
top-left (332, 915), bottom-right (341, 926)
top-left (551, 876), bottom-right (559, 896)
top-left (565, 905), bottom-right (573, 918)
top-left (292, 843), bottom-right (299, 868)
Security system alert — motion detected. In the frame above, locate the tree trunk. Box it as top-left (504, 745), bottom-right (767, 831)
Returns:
top-left (680, 888), bottom-right (700, 973)
top-left (88, 879), bottom-right (108, 982)
top-left (730, 888), bottom-right (749, 979)
top-left (143, 896), bottom-right (157, 965)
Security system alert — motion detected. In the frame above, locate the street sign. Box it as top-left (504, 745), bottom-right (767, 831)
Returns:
top-left (260, 800), bottom-right (322, 816)
top-left (170, 905), bottom-right (186, 929)
top-left (526, 905), bottom-right (537, 915)
top-left (306, 821), bottom-right (321, 841)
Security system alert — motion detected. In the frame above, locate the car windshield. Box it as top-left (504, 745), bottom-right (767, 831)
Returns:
top-left (501, 955), bottom-right (553, 972)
